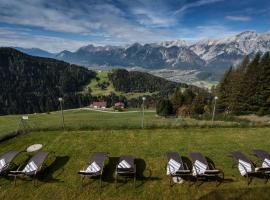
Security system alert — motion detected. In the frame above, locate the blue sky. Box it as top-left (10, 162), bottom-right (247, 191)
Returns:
top-left (0, 0), bottom-right (269, 52)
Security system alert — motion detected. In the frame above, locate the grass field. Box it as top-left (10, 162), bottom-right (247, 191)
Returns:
top-left (0, 109), bottom-right (239, 140)
top-left (1, 128), bottom-right (270, 200)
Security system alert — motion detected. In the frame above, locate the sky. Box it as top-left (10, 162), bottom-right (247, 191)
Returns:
top-left (0, 0), bottom-right (269, 52)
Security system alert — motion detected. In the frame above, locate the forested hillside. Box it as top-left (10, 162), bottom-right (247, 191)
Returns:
top-left (217, 52), bottom-right (270, 115)
top-left (0, 48), bottom-right (96, 114)
top-left (108, 69), bottom-right (188, 93)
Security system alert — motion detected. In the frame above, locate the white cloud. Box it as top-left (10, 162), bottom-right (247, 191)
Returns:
top-left (225, 15), bottom-right (251, 22)
top-left (174, 0), bottom-right (224, 15)
top-left (0, 28), bottom-right (87, 52)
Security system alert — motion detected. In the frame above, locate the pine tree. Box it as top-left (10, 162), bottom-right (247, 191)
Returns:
top-left (257, 52), bottom-right (270, 115)
top-left (217, 67), bottom-right (233, 112)
top-left (230, 56), bottom-right (249, 114)
top-left (242, 53), bottom-right (261, 113)
top-left (170, 87), bottom-right (183, 113)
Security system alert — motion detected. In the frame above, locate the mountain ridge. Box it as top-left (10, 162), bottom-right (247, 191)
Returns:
top-left (11, 31), bottom-right (270, 79)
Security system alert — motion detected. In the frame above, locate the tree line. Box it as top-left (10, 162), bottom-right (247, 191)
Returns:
top-left (108, 69), bottom-right (187, 93)
top-left (0, 48), bottom-right (96, 115)
top-left (216, 52), bottom-right (270, 115)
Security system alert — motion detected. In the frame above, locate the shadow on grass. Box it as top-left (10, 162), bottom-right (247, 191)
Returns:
top-left (39, 155), bottom-right (70, 183)
top-left (102, 157), bottom-right (161, 188)
top-left (199, 186), bottom-right (270, 200)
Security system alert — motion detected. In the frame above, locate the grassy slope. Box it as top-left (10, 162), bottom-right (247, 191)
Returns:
top-left (85, 71), bottom-right (157, 99)
top-left (0, 109), bottom-right (238, 138)
top-left (1, 128), bottom-right (270, 200)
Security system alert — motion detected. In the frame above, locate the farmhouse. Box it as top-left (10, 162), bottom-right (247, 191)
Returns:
top-left (114, 102), bottom-right (125, 109)
top-left (91, 101), bottom-right (107, 109)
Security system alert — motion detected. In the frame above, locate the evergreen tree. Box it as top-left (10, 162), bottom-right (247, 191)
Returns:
top-left (156, 99), bottom-right (173, 117)
top-left (217, 67), bottom-right (233, 112)
top-left (170, 87), bottom-right (183, 113)
top-left (242, 53), bottom-right (261, 113)
top-left (257, 52), bottom-right (270, 114)
top-left (230, 56), bottom-right (249, 114)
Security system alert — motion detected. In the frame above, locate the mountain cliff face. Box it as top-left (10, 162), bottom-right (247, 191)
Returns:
top-left (15, 31), bottom-right (270, 78)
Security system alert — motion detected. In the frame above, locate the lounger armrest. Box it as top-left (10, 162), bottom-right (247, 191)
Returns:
top-left (184, 163), bottom-right (189, 170)
top-left (16, 164), bottom-right (24, 171)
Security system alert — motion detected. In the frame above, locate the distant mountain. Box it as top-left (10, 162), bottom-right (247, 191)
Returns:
top-left (15, 47), bottom-right (56, 58)
top-left (55, 43), bottom-right (205, 70)
top-left (189, 31), bottom-right (270, 74)
top-left (12, 31), bottom-right (270, 80)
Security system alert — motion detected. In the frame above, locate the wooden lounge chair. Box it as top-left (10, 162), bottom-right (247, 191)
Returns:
top-left (0, 150), bottom-right (21, 175)
top-left (165, 152), bottom-right (191, 186)
top-left (78, 152), bottom-right (108, 188)
top-left (115, 155), bottom-right (136, 188)
top-left (189, 152), bottom-right (224, 185)
top-left (9, 151), bottom-right (49, 186)
top-left (229, 151), bottom-right (267, 185)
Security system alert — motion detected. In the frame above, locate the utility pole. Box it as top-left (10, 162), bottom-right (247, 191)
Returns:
top-left (58, 97), bottom-right (65, 130)
top-left (141, 97), bottom-right (146, 129)
top-left (212, 96), bottom-right (218, 125)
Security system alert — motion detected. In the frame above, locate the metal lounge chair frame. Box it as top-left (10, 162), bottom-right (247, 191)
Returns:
top-left (253, 149), bottom-right (270, 183)
top-left (229, 151), bottom-right (266, 185)
top-left (78, 152), bottom-right (108, 188)
top-left (165, 152), bottom-right (191, 186)
top-left (115, 155), bottom-right (136, 188)
top-left (0, 150), bottom-right (21, 175)
top-left (9, 151), bottom-right (50, 186)
top-left (189, 152), bottom-right (224, 185)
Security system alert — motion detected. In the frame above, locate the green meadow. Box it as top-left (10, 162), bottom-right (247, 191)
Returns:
top-left (0, 109), bottom-right (270, 199)
top-left (1, 128), bottom-right (270, 200)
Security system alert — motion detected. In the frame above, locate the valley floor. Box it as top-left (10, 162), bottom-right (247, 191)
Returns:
top-left (1, 128), bottom-right (270, 200)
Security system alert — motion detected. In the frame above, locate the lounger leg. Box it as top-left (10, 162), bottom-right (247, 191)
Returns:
top-left (134, 175), bottom-right (136, 188)
top-left (14, 175), bottom-right (17, 186)
top-left (33, 177), bottom-right (36, 186)
top-left (115, 173), bottom-right (117, 188)
top-left (100, 176), bottom-right (102, 188)
top-left (80, 176), bottom-right (84, 188)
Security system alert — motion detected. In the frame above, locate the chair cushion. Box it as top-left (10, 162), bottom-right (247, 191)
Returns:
top-left (0, 159), bottom-right (6, 171)
top-left (23, 161), bottom-right (38, 173)
top-left (167, 159), bottom-right (181, 175)
top-left (85, 161), bottom-right (101, 173)
top-left (118, 160), bottom-right (131, 169)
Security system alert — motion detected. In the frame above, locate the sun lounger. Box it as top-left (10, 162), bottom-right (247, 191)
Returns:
top-left (115, 155), bottom-right (136, 188)
top-left (253, 149), bottom-right (270, 181)
top-left (229, 151), bottom-right (267, 185)
top-left (253, 149), bottom-right (270, 168)
top-left (78, 152), bottom-right (108, 188)
top-left (189, 152), bottom-right (224, 184)
top-left (165, 152), bottom-right (191, 186)
top-left (0, 151), bottom-right (21, 175)
top-left (9, 151), bottom-right (49, 186)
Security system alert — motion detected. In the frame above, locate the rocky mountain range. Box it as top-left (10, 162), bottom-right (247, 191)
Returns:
top-left (15, 31), bottom-right (270, 80)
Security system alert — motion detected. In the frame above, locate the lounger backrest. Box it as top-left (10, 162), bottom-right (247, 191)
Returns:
top-left (118, 155), bottom-right (135, 170)
top-left (0, 150), bottom-right (21, 165)
top-left (28, 151), bottom-right (49, 170)
top-left (166, 152), bottom-right (185, 170)
top-left (90, 152), bottom-right (107, 169)
top-left (189, 152), bottom-right (209, 170)
top-left (254, 149), bottom-right (270, 160)
top-left (230, 151), bottom-right (255, 170)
